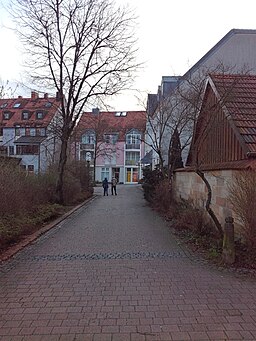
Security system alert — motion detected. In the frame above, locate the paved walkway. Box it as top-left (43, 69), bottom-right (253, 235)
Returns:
top-left (0, 185), bottom-right (256, 341)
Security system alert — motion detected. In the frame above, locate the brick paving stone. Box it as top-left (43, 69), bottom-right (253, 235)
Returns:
top-left (130, 334), bottom-right (146, 341)
top-left (170, 331), bottom-right (191, 340)
top-left (74, 335), bottom-right (93, 341)
top-left (207, 330), bottom-right (227, 339)
top-left (112, 333), bottom-right (131, 341)
top-left (92, 334), bottom-right (112, 341)
top-left (188, 331), bottom-right (210, 340)
top-left (1, 186), bottom-right (256, 340)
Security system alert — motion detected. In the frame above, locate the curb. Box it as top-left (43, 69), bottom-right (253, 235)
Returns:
top-left (0, 195), bottom-right (97, 263)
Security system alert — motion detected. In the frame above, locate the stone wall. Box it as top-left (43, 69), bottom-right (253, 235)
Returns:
top-left (174, 169), bottom-right (242, 232)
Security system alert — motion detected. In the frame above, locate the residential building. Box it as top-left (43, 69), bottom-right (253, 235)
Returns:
top-left (147, 29), bottom-right (256, 169)
top-left (145, 76), bottom-right (180, 169)
top-left (0, 92), bottom-right (62, 173)
top-left (174, 74), bottom-right (256, 233)
top-left (74, 110), bottom-right (146, 184)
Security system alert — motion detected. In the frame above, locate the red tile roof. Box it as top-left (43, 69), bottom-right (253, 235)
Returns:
top-left (76, 111), bottom-right (146, 140)
top-left (0, 95), bottom-right (61, 128)
top-left (211, 74), bottom-right (256, 154)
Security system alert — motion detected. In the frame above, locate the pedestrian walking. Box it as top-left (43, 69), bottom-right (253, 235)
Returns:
top-left (111, 176), bottom-right (117, 195)
top-left (102, 177), bottom-right (109, 196)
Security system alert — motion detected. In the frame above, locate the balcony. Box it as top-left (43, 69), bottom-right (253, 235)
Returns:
top-left (125, 143), bottom-right (140, 150)
top-left (125, 159), bottom-right (139, 166)
top-left (80, 143), bottom-right (95, 150)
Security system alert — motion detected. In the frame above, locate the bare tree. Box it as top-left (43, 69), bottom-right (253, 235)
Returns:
top-left (143, 88), bottom-right (192, 176)
top-left (145, 64), bottom-right (249, 236)
top-left (9, 0), bottom-right (139, 203)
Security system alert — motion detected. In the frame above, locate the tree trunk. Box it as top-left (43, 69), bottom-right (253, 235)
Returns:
top-left (196, 169), bottom-right (223, 238)
top-left (56, 137), bottom-right (68, 204)
top-left (158, 153), bottom-right (165, 176)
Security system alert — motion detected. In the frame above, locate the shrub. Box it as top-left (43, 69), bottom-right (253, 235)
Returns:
top-left (172, 199), bottom-right (212, 234)
top-left (0, 160), bottom-right (93, 251)
top-left (228, 170), bottom-right (256, 251)
top-left (153, 179), bottom-right (174, 213)
top-left (142, 166), bottom-right (167, 202)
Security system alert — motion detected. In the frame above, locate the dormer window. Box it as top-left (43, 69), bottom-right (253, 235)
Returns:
top-left (0, 103), bottom-right (7, 109)
top-left (22, 112), bottom-right (29, 120)
top-left (36, 112), bottom-right (44, 119)
top-left (3, 112), bottom-right (10, 120)
top-left (81, 131), bottom-right (95, 144)
top-left (13, 103), bottom-right (21, 108)
top-left (115, 111), bottom-right (127, 117)
top-left (45, 102), bottom-right (52, 108)
top-left (126, 129), bottom-right (141, 147)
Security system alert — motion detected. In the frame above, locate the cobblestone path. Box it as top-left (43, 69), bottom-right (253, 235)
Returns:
top-left (0, 185), bottom-right (256, 341)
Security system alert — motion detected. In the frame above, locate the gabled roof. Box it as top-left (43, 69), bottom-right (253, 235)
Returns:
top-left (186, 73), bottom-right (256, 170)
top-left (210, 74), bottom-right (256, 154)
top-left (0, 94), bottom-right (61, 128)
top-left (76, 111), bottom-right (146, 140)
top-left (181, 29), bottom-right (256, 80)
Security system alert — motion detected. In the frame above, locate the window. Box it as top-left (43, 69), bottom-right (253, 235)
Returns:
top-left (13, 103), bottom-right (21, 108)
top-left (82, 131), bottom-right (95, 144)
top-left (20, 165), bottom-right (26, 171)
top-left (27, 165), bottom-right (34, 173)
top-left (22, 112), bottom-right (29, 120)
top-left (126, 151), bottom-right (140, 165)
top-left (0, 127), bottom-right (3, 137)
top-left (126, 133), bottom-right (141, 145)
top-left (9, 146), bottom-right (14, 155)
top-left (3, 112), bottom-right (10, 120)
top-left (16, 145), bottom-right (39, 155)
top-left (36, 112), bottom-right (44, 119)
top-left (104, 134), bottom-right (118, 144)
top-left (101, 167), bottom-right (109, 181)
top-left (15, 126), bottom-right (21, 136)
top-left (0, 103), bottom-right (7, 109)
top-left (112, 134), bottom-right (118, 144)
top-left (104, 134), bottom-right (111, 144)
top-left (115, 111), bottom-right (126, 117)
top-left (30, 128), bottom-right (36, 136)
top-left (45, 102), bottom-right (52, 108)
top-left (36, 128), bottom-right (46, 136)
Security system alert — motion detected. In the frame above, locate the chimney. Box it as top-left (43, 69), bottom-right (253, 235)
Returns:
top-left (92, 107), bottom-right (100, 115)
top-left (44, 93), bottom-right (48, 99)
top-left (56, 91), bottom-right (63, 101)
top-left (31, 91), bottom-right (39, 100)
top-left (18, 95), bottom-right (22, 99)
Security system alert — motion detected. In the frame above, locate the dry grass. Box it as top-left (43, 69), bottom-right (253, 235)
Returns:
top-left (0, 160), bottom-right (93, 250)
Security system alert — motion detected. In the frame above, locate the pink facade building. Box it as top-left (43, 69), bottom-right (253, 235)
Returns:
top-left (74, 110), bottom-right (146, 184)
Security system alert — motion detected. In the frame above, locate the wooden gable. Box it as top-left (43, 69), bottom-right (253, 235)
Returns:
top-left (186, 75), bottom-right (255, 169)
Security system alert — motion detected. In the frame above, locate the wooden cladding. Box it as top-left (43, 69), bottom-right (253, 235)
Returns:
top-left (194, 87), bottom-right (245, 166)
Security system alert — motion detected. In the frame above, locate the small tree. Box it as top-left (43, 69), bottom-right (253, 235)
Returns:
top-left (168, 127), bottom-right (183, 176)
top-left (10, 0), bottom-right (139, 203)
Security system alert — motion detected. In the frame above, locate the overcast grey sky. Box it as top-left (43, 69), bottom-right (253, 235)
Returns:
top-left (1, 0), bottom-right (256, 110)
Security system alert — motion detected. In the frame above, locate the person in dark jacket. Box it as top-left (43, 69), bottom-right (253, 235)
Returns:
top-left (102, 178), bottom-right (109, 196)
